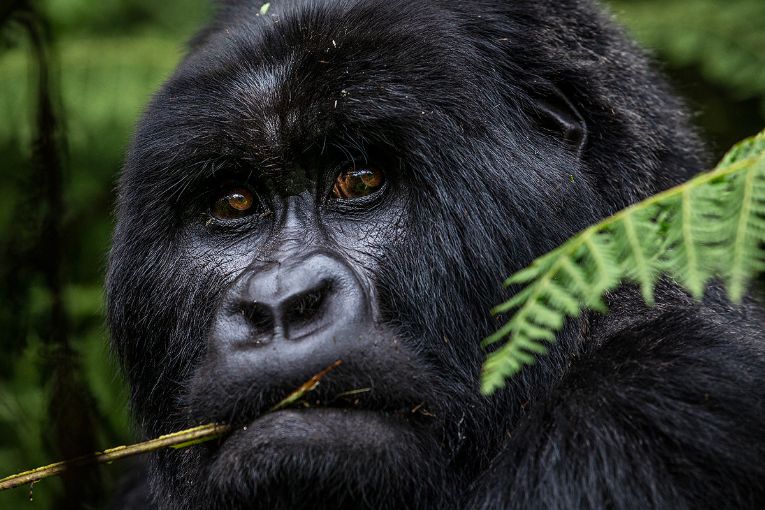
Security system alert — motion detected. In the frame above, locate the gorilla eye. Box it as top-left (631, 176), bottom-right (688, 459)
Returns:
top-left (211, 186), bottom-right (256, 220)
top-left (332, 166), bottom-right (385, 199)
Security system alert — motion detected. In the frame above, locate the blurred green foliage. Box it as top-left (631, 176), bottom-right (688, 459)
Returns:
top-left (0, 0), bottom-right (763, 507)
top-left (0, 1), bottom-right (211, 507)
top-left (610, 0), bottom-right (765, 152)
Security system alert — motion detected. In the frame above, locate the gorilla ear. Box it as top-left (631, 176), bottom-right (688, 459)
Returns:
top-left (532, 86), bottom-right (588, 157)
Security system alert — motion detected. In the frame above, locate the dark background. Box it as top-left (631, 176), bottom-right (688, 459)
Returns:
top-left (0, 0), bottom-right (763, 507)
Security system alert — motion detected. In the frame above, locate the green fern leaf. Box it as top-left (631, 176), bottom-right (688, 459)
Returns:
top-left (481, 129), bottom-right (765, 395)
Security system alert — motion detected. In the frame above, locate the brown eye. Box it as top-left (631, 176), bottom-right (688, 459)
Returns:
top-left (332, 166), bottom-right (385, 199)
top-left (211, 187), bottom-right (256, 219)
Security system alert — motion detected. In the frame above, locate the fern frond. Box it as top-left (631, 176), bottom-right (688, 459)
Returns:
top-left (481, 129), bottom-right (765, 395)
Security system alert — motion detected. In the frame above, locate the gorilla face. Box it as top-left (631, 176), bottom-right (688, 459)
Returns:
top-left (108, 1), bottom-right (703, 508)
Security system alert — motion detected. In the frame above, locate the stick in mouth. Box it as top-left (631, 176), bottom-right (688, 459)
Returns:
top-left (0, 360), bottom-right (344, 492)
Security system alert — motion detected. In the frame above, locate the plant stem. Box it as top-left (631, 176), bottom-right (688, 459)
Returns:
top-left (0, 424), bottom-right (230, 491)
top-left (0, 360), bottom-right (343, 492)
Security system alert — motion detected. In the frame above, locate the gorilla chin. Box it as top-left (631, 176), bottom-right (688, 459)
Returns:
top-left (204, 410), bottom-right (452, 510)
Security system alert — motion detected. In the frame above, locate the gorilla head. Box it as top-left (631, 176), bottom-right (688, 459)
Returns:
top-left (109, 1), bottom-right (765, 509)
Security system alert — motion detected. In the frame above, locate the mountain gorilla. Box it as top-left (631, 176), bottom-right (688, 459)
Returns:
top-left (107, 0), bottom-right (765, 508)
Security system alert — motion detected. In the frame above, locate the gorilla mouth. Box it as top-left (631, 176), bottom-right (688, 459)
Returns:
top-left (185, 355), bottom-right (444, 444)
top-left (229, 380), bottom-right (436, 431)
top-left (252, 385), bottom-right (434, 423)
top-left (207, 380), bottom-right (438, 465)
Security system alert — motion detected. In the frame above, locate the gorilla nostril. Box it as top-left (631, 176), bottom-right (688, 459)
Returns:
top-left (283, 281), bottom-right (332, 330)
top-left (239, 302), bottom-right (276, 341)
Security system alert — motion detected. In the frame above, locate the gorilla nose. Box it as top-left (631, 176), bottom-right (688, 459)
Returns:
top-left (238, 279), bottom-right (333, 341)
top-left (215, 251), bottom-right (371, 348)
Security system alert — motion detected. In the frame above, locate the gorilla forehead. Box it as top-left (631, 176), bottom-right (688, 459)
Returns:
top-left (140, 0), bottom-right (496, 168)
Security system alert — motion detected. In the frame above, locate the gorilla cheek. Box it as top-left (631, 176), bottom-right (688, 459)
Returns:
top-left (110, 246), bottom-right (227, 429)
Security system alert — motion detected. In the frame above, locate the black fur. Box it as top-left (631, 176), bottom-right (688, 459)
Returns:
top-left (107, 1), bottom-right (765, 508)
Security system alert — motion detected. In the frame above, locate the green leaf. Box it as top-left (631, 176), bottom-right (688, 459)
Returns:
top-left (481, 129), bottom-right (765, 394)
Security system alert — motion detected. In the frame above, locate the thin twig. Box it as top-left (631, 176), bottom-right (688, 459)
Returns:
top-left (0, 424), bottom-right (230, 491)
top-left (0, 360), bottom-right (343, 492)
top-left (269, 360), bottom-right (343, 411)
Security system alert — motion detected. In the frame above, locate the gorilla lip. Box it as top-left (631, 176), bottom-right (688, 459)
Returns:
top-left (231, 382), bottom-right (435, 431)
top-left (220, 407), bottom-right (415, 456)
top-left (185, 357), bottom-right (443, 440)
top-left (222, 360), bottom-right (425, 440)
top-left (209, 394), bottom-right (436, 462)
